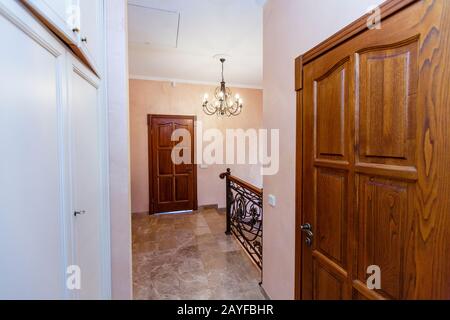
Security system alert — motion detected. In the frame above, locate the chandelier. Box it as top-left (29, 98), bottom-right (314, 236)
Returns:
top-left (202, 58), bottom-right (243, 117)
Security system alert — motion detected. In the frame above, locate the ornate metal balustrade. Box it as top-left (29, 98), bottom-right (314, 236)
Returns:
top-left (220, 169), bottom-right (263, 270)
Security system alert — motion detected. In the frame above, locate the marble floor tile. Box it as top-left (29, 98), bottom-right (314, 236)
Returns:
top-left (132, 209), bottom-right (266, 300)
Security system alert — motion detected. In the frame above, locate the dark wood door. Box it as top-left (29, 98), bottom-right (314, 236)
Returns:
top-left (299, 0), bottom-right (450, 300)
top-left (148, 115), bottom-right (197, 214)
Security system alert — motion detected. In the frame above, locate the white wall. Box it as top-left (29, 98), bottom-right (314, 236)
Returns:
top-left (105, 0), bottom-right (133, 300)
top-left (262, 0), bottom-right (385, 300)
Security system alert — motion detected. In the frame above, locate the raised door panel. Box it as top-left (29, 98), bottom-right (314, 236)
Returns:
top-left (316, 169), bottom-right (347, 267)
top-left (357, 39), bottom-right (419, 167)
top-left (175, 176), bottom-right (189, 201)
top-left (315, 59), bottom-right (349, 161)
top-left (158, 176), bottom-right (173, 203)
top-left (0, 2), bottom-right (69, 299)
top-left (157, 123), bottom-right (173, 148)
top-left (154, 121), bottom-right (174, 205)
top-left (356, 176), bottom-right (411, 300)
top-left (158, 149), bottom-right (173, 175)
top-left (174, 122), bottom-right (192, 175)
top-left (313, 263), bottom-right (345, 300)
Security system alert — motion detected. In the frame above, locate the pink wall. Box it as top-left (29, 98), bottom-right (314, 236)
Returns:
top-left (262, 0), bottom-right (385, 299)
top-left (129, 79), bottom-right (263, 214)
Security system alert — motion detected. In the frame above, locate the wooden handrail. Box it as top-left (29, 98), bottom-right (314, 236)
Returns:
top-left (219, 168), bottom-right (263, 196)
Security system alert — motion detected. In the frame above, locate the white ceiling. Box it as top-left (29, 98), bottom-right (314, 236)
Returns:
top-left (128, 0), bottom-right (265, 88)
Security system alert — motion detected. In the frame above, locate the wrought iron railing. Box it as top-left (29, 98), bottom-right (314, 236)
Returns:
top-left (220, 169), bottom-right (263, 270)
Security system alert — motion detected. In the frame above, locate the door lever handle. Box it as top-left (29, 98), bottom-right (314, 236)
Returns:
top-left (302, 228), bottom-right (314, 238)
top-left (301, 223), bottom-right (312, 231)
top-left (74, 210), bottom-right (86, 217)
top-left (301, 223), bottom-right (314, 246)
top-left (301, 223), bottom-right (313, 236)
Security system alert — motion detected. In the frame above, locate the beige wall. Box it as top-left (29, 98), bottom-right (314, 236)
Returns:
top-left (262, 0), bottom-right (385, 299)
top-left (129, 79), bottom-right (263, 213)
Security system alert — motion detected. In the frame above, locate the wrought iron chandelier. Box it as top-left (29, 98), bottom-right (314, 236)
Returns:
top-left (202, 58), bottom-right (243, 117)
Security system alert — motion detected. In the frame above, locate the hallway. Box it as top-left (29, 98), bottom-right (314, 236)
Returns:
top-left (132, 209), bottom-right (266, 300)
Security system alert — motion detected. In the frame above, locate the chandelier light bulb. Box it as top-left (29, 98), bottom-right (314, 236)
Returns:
top-left (235, 94), bottom-right (240, 100)
top-left (203, 93), bottom-right (209, 102)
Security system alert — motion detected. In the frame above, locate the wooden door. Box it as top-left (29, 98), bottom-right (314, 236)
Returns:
top-left (148, 115), bottom-right (197, 214)
top-left (299, 0), bottom-right (450, 300)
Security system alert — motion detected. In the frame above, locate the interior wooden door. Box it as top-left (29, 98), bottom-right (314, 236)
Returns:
top-left (148, 115), bottom-right (197, 214)
top-left (300, 0), bottom-right (450, 300)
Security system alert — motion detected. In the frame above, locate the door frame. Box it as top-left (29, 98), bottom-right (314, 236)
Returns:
top-left (147, 114), bottom-right (198, 215)
top-left (294, 0), bottom-right (420, 299)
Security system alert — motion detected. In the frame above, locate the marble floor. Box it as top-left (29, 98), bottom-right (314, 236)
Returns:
top-left (132, 208), bottom-right (267, 300)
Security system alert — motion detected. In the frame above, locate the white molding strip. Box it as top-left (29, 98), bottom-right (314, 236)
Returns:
top-left (129, 74), bottom-right (263, 90)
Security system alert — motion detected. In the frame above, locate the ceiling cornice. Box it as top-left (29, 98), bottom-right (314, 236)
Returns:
top-left (129, 74), bottom-right (263, 90)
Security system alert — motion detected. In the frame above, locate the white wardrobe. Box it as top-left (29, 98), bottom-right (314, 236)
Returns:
top-left (0, 0), bottom-right (110, 299)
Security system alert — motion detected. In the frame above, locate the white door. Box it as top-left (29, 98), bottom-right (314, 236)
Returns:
top-left (23, 0), bottom-right (79, 44)
top-left (68, 57), bottom-right (105, 299)
top-left (79, 0), bottom-right (101, 65)
top-left (0, 1), bottom-right (71, 299)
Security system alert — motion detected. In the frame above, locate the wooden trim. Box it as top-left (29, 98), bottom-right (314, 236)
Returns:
top-left (148, 114), bottom-right (198, 120)
top-left (294, 88), bottom-right (303, 300)
top-left (352, 280), bottom-right (386, 300)
top-left (147, 114), bottom-right (198, 215)
top-left (228, 175), bottom-right (263, 196)
top-left (295, 56), bottom-right (303, 91)
top-left (300, 0), bottom-right (419, 64)
top-left (147, 115), bottom-right (154, 215)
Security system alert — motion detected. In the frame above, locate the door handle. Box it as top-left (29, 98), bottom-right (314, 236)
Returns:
top-left (74, 210), bottom-right (86, 217)
top-left (301, 223), bottom-right (314, 246)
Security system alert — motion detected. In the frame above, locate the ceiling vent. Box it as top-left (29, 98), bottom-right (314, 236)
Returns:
top-left (128, 3), bottom-right (180, 48)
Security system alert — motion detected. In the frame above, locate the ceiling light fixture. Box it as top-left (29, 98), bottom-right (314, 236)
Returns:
top-left (202, 58), bottom-right (243, 117)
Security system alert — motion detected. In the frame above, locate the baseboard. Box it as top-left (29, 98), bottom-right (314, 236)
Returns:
top-left (132, 211), bottom-right (150, 215)
top-left (198, 204), bottom-right (219, 210)
top-left (259, 284), bottom-right (271, 300)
